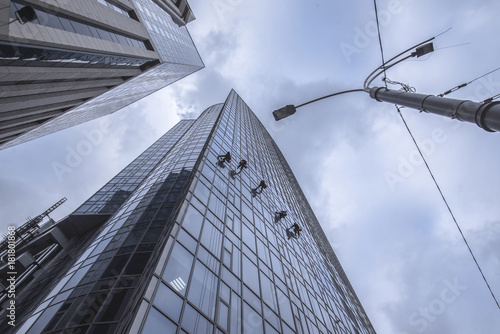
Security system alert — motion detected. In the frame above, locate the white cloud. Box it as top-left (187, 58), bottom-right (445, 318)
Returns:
top-left (2, 0), bottom-right (500, 332)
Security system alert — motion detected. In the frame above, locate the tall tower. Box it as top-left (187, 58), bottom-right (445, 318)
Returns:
top-left (2, 90), bottom-right (375, 333)
top-left (0, 0), bottom-right (203, 150)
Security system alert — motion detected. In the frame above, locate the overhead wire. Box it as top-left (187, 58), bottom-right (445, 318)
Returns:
top-left (395, 106), bottom-right (500, 310)
top-left (373, 0), bottom-right (387, 88)
top-left (364, 26), bottom-right (453, 90)
top-left (438, 67), bottom-right (500, 97)
top-left (434, 42), bottom-right (471, 51)
top-left (365, 55), bottom-right (412, 89)
top-left (363, 38), bottom-right (434, 89)
top-left (371, 0), bottom-right (500, 311)
top-left (482, 93), bottom-right (500, 104)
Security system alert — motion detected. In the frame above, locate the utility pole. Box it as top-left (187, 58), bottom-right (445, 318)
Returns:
top-left (368, 87), bottom-right (500, 132)
top-left (273, 88), bottom-right (500, 133)
top-left (273, 38), bottom-right (500, 133)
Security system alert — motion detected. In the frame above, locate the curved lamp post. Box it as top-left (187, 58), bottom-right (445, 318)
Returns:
top-left (273, 41), bottom-right (500, 133)
top-left (1, 6), bottom-right (38, 26)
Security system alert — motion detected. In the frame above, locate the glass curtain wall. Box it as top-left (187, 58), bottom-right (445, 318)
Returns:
top-left (137, 90), bottom-right (375, 334)
top-left (15, 90), bottom-right (374, 334)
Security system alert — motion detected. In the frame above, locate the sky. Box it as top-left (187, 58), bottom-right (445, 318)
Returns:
top-left (1, 0), bottom-right (500, 333)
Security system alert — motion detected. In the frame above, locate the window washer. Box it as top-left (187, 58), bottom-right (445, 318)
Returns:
top-left (234, 159), bottom-right (248, 174)
top-left (230, 159), bottom-right (248, 178)
top-left (275, 210), bottom-right (287, 221)
top-left (251, 180), bottom-right (267, 196)
top-left (288, 223), bottom-right (302, 239)
top-left (216, 152), bottom-right (231, 168)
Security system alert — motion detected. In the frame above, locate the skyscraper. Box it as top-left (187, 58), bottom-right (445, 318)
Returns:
top-left (0, 0), bottom-right (203, 150)
top-left (1, 90), bottom-right (375, 333)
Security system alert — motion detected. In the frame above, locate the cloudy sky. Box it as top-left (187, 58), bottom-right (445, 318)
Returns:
top-left (1, 0), bottom-right (500, 333)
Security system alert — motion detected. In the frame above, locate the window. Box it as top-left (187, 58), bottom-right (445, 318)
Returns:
top-left (181, 304), bottom-right (213, 334)
top-left (162, 243), bottom-right (194, 295)
top-left (153, 283), bottom-right (183, 322)
top-left (181, 205), bottom-right (204, 239)
top-left (141, 307), bottom-right (177, 333)
top-left (188, 261), bottom-right (218, 319)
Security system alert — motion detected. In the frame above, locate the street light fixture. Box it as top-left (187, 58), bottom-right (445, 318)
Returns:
top-left (273, 105), bottom-right (296, 121)
top-left (16, 6), bottom-right (37, 23)
top-left (412, 42), bottom-right (434, 58)
top-left (272, 40), bottom-right (500, 133)
top-left (272, 89), bottom-right (366, 121)
top-left (1, 6), bottom-right (38, 26)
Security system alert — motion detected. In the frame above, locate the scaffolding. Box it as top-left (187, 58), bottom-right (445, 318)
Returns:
top-left (0, 198), bottom-right (67, 255)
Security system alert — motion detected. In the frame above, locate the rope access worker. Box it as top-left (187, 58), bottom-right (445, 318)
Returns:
top-left (233, 159), bottom-right (248, 175)
top-left (275, 211), bottom-right (287, 220)
top-left (216, 152), bottom-right (231, 167)
top-left (290, 223), bottom-right (302, 238)
top-left (251, 180), bottom-right (267, 196)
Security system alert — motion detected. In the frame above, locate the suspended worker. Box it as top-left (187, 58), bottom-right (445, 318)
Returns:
top-left (216, 152), bottom-right (231, 167)
top-left (230, 159), bottom-right (248, 178)
top-left (234, 159), bottom-right (248, 175)
top-left (275, 210), bottom-right (287, 220)
top-left (290, 223), bottom-right (302, 238)
top-left (251, 180), bottom-right (267, 196)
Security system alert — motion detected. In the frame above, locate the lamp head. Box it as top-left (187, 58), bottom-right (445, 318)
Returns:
top-left (273, 105), bottom-right (296, 121)
top-left (16, 6), bottom-right (37, 24)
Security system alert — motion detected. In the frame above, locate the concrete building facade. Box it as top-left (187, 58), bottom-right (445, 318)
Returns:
top-left (0, 0), bottom-right (203, 150)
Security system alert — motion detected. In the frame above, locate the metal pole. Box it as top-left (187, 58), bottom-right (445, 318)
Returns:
top-left (369, 87), bottom-right (500, 132)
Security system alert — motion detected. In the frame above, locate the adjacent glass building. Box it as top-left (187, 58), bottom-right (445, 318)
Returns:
top-left (1, 90), bottom-right (375, 333)
top-left (0, 0), bottom-right (203, 150)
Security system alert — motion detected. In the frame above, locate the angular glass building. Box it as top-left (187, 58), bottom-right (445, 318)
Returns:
top-left (0, 0), bottom-right (203, 150)
top-left (1, 90), bottom-right (375, 333)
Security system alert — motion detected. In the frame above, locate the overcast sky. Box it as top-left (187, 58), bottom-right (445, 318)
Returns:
top-left (1, 0), bottom-right (500, 333)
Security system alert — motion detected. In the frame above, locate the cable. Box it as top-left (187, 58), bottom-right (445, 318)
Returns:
top-left (438, 66), bottom-right (500, 97)
top-left (364, 40), bottom-right (434, 89)
top-left (395, 106), bottom-right (500, 310)
top-left (383, 77), bottom-right (415, 93)
top-left (434, 42), bottom-right (471, 51)
top-left (364, 27), bottom-right (451, 90)
top-left (435, 27), bottom-right (452, 38)
top-left (373, 0), bottom-right (387, 88)
top-left (482, 93), bottom-right (500, 104)
top-left (366, 55), bottom-right (416, 89)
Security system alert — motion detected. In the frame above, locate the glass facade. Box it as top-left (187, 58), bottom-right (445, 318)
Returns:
top-left (73, 120), bottom-right (195, 216)
top-left (0, 41), bottom-right (150, 67)
top-left (134, 91), bottom-right (375, 333)
top-left (94, 0), bottom-right (132, 17)
top-left (132, 0), bottom-right (202, 65)
top-left (25, 62), bottom-right (203, 142)
top-left (14, 91), bottom-right (375, 334)
top-left (1, 0), bottom-right (204, 150)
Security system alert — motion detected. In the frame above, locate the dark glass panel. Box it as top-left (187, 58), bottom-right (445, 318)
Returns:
top-left (98, 288), bottom-right (134, 321)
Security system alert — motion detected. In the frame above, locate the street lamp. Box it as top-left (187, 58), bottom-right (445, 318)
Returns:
top-left (273, 40), bottom-right (500, 133)
top-left (15, 6), bottom-right (37, 23)
top-left (1, 6), bottom-right (38, 26)
top-left (273, 105), bottom-right (296, 121)
top-left (273, 89), bottom-right (366, 121)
